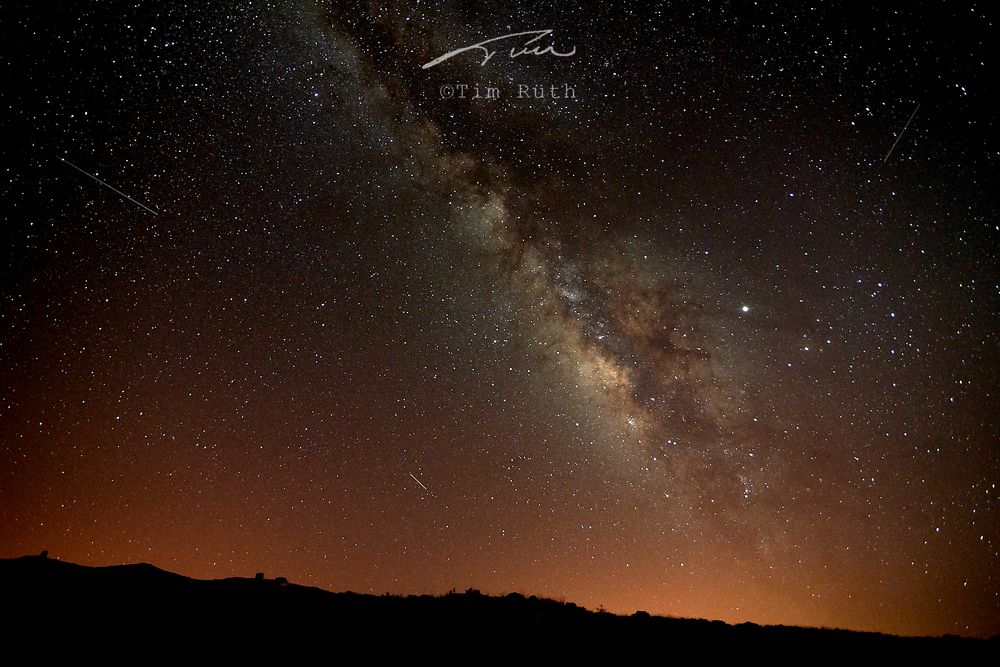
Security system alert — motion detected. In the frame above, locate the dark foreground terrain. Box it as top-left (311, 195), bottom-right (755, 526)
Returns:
top-left (2, 555), bottom-right (994, 661)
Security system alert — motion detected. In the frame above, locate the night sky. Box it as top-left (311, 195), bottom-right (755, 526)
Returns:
top-left (2, 1), bottom-right (998, 638)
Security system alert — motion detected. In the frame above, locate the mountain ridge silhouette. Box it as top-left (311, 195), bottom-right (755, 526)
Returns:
top-left (3, 554), bottom-right (995, 660)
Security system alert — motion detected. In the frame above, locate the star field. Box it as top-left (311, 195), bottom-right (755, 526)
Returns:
top-left (1, 1), bottom-right (998, 638)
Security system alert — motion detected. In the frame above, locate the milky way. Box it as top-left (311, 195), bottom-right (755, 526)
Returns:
top-left (319, 2), bottom-right (855, 547)
top-left (2, 1), bottom-right (997, 638)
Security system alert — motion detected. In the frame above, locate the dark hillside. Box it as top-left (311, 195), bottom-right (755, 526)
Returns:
top-left (2, 555), bottom-right (994, 661)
